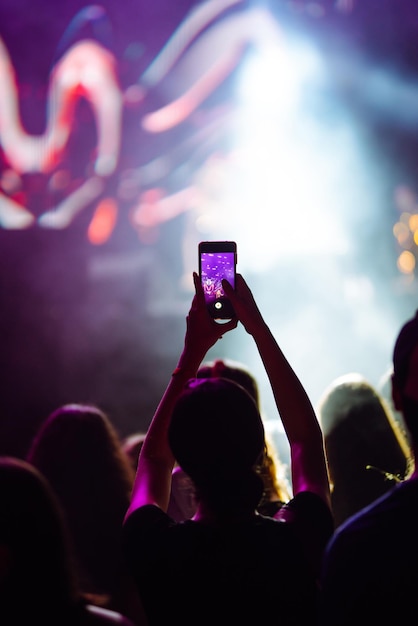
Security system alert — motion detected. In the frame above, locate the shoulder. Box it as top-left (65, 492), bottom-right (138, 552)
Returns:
top-left (123, 504), bottom-right (178, 565)
top-left (328, 478), bottom-right (418, 554)
top-left (124, 504), bottom-right (173, 533)
top-left (276, 491), bottom-right (333, 527)
top-left (275, 491), bottom-right (334, 577)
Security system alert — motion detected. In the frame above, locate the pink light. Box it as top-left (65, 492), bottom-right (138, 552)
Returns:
top-left (88, 197), bottom-right (118, 245)
top-left (0, 38), bottom-right (122, 176)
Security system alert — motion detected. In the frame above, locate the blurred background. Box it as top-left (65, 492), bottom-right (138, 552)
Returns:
top-left (1, 0), bottom-right (418, 467)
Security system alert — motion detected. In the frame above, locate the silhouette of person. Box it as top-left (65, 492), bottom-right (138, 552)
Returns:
top-left (320, 310), bottom-right (418, 626)
top-left (317, 372), bottom-right (411, 527)
top-left (0, 456), bottom-right (137, 625)
top-left (123, 272), bottom-right (333, 626)
top-left (26, 403), bottom-right (146, 625)
top-left (167, 357), bottom-right (292, 521)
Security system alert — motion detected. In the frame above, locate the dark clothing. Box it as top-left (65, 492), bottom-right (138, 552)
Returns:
top-left (256, 498), bottom-right (285, 517)
top-left (320, 477), bottom-right (418, 626)
top-left (123, 491), bottom-right (333, 626)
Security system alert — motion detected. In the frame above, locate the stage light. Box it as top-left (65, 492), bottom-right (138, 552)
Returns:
top-left (397, 250), bottom-right (415, 275)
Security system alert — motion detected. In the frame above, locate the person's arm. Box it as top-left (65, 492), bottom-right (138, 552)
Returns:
top-left (125, 272), bottom-right (237, 520)
top-left (224, 274), bottom-right (330, 507)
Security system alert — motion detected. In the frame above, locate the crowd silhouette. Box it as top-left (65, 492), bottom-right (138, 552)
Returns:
top-left (1, 268), bottom-right (418, 625)
top-left (320, 309), bottom-right (418, 625)
top-left (317, 372), bottom-right (411, 527)
top-left (26, 403), bottom-right (148, 625)
top-left (0, 456), bottom-right (137, 625)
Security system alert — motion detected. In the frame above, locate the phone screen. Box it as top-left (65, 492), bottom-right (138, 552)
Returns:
top-left (199, 241), bottom-right (237, 319)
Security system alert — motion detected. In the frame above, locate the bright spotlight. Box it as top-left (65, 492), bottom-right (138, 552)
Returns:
top-left (215, 30), bottom-right (351, 273)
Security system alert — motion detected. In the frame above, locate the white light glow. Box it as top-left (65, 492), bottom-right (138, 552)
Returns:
top-left (197, 33), bottom-right (364, 273)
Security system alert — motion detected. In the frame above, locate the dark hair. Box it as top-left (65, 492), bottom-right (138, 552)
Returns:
top-left (197, 359), bottom-right (291, 506)
top-left (26, 404), bottom-right (135, 599)
top-left (168, 378), bottom-right (265, 515)
top-left (318, 374), bottom-right (411, 525)
top-left (393, 310), bottom-right (418, 389)
top-left (197, 359), bottom-right (260, 408)
top-left (0, 457), bottom-right (82, 623)
top-left (392, 312), bottom-right (418, 442)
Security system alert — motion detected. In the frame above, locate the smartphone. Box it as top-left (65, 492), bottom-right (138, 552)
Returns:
top-left (199, 241), bottom-right (237, 319)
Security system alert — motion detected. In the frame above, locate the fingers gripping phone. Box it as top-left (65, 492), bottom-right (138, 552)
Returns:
top-left (199, 241), bottom-right (237, 319)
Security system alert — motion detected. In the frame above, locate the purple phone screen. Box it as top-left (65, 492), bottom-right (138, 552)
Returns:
top-left (200, 252), bottom-right (235, 304)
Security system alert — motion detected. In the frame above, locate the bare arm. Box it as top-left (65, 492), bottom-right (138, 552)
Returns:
top-left (224, 275), bottom-right (330, 507)
top-left (125, 273), bottom-right (237, 520)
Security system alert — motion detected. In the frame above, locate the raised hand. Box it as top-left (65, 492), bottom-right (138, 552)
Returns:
top-left (222, 273), bottom-right (265, 336)
top-left (183, 272), bottom-right (238, 359)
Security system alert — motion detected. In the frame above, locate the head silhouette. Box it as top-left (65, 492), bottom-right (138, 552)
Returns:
top-left (26, 403), bottom-right (135, 599)
top-left (197, 359), bottom-right (260, 408)
top-left (196, 358), bottom-right (291, 504)
top-left (318, 373), bottom-right (410, 526)
top-left (392, 310), bottom-right (418, 443)
top-left (0, 457), bottom-right (79, 621)
top-left (168, 377), bottom-right (265, 515)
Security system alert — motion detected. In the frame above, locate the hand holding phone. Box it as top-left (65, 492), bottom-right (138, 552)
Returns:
top-left (199, 241), bottom-right (237, 320)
